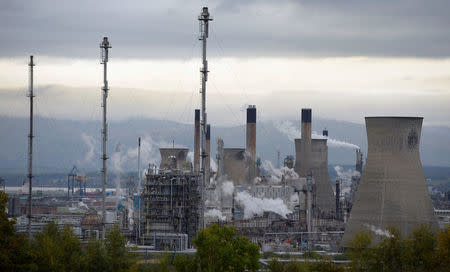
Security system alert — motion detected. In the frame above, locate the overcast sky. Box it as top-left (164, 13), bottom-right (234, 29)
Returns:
top-left (1, 0), bottom-right (449, 126)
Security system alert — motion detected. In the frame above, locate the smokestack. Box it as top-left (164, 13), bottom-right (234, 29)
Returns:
top-left (322, 129), bottom-right (328, 137)
top-left (194, 109), bottom-right (200, 172)
top-left (295, 108), bottom-right (335, 214)
top-left (343, 117), bottom-right (438, 245)
top-left (335, 179), bottom-right (340, 221)
top-left (246, 105), bottom-right (256, 183)
top-left (300, 108), bottom-right (312, 176)
top-left (355, 149), bottom-right (363, 173)
top-left (206, 124), bottom-right (211, 185)
top-left (216, 138), bottom-right (224, 178)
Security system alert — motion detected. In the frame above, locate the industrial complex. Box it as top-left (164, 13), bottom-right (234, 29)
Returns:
top-left (3, 6), bottom-right (448, 256)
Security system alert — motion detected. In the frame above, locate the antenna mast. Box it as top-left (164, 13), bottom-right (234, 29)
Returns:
top-left (198, 7), bottom-right (212, 230)
top-left (27, 55), bottom-right (35, 239)
top-left (137, 137), bottom-right (141, 244)
top-left (100, 37), bottom-right (111, 239)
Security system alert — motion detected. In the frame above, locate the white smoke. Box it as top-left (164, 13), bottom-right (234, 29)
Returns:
top-left (221, 181), bottom-right (235, 196)
top-left (205, 209), bottom-right (226, 221)
top-left (334, 166), bottom-right (360, 186)
top-left (210, 157), bottom-right (217, 172)
top-left (334, 165), bottom-right (360, 196)
top-left (364, 224), bottom-right (393, 238)
top-left (261, 160), bottom-right (299, 183)
top-left (274, 120), bottom-right (301, 142)
top-left (274, 120), bottom-right (360, 149)
top-left (110, 151), bottom-right (125, 202)
top-left (316, 134), bottom-right (360, 149)
top-left (235, 191), bottom-right (292, 219)
top-left (78, 133), bottom-right (97, 166)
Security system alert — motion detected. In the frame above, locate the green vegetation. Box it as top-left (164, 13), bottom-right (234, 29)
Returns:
top-left (0, 191), bottom-right (136, 272)
top-left (348, 225), bottom-right (450, 272)
top-left (193, 224), bottom-right (260, 272)
top-left (2, 190), bottom-right (450, 272)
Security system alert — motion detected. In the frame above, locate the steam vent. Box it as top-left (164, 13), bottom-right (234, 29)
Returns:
top-left (343, 117), bottom-right (438, 245)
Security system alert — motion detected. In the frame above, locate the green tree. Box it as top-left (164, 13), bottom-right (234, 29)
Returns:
top-left (32, 222), bottom-right (82, 272)
top-left (193, 224), bottom-right (260, 272)
top-left (347, 231), bottom-right (376, 272)
top-left (105, 224), bottom-right (137, 272)
top-left (374, 227), bottom-right (403, 272)
top-left (80, 238), bottom-right (109, 272)
top-left (402, 225), bottom-right (437, 272)
top-left (436, 226), bottom-right (450, 272)
top-left (0, 191), bottom-right (35, 271)
top-left (174, 254), bottom-right (197, 272)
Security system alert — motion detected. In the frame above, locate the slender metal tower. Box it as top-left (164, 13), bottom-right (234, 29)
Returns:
top-left (27, 55), bottom-right (35, 239)
top-left (100, 37), bottom-right (111, 239)
top-left (137, 137), bottom-right (141, 243)
top-left (198, 7), bottom-right (212, 229)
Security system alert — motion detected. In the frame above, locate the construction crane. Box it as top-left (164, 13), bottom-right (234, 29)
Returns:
top-left (67, 165), bottom-right (88, 198)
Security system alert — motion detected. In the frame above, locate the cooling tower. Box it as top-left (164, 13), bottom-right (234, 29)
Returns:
top-left (194, 109), bottom-right (200, 172)
top-left (343, 117), bottom-right (438, 245)
top-left (223, 148), bottom-right (246, 186)
top-left (246, 105), bottom-right (257, 183)
top-left (159, 148), bottom-right (189, 170)
top-left (294, 139), bottom-right (335, 213)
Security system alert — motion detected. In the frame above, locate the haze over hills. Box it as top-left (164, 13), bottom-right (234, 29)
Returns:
top-left (1, 115), bottom-right (449, 177)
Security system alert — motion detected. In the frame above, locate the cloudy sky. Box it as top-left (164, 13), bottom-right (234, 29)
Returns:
top-left (1, 0), bottom-right (449, 127)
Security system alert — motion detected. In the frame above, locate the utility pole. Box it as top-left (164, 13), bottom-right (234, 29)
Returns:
top-left (198, 7), bottom-right (212, 230)
top-left (137, 137), bottom-right (141, 244)
top-left (27, 55), bottom-right (35, 239)
top-left (100, 37), bottom-right (111, 239)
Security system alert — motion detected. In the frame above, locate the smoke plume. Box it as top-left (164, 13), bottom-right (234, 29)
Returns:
top-left (261, 160), bottom-right (299, 183)
top-left (364, 224), bottom-right (393, 238)
top-left (235, 191), bottom-right (292, 219)
top-left (221, 181), bottom-right (234, 196)
top-left (274, 120), bottom-right (360, 149)
top-left (205, 209), bottom-right (226, 221)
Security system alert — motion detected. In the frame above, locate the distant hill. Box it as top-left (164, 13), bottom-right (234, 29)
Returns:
top-left (0, 115), bottom-right (449, 178)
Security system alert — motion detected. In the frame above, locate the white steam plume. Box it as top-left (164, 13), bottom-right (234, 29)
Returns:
top-left (274, 120), bottom-right (360, 149)
top-left (221, 181), bottom-right (234, 196)
top-left (205, 209), bottom-right (226, 221)
top-left (261, 160), bottom-right (299, 183)
top-left (364, 224), bottom-right (393, 238)
top-left (235, 191), bottom-right (292, 219)
top-left (78, 133), bottom-right (96, 166)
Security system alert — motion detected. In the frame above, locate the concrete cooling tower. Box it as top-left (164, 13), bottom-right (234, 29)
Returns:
top-left (343, 117), bottom-right (438, 245)
top-left (294, 109), bottom-right (335, 214)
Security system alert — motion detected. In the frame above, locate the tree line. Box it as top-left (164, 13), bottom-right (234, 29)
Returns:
top-left (1, 191), bottom-right (449, 271)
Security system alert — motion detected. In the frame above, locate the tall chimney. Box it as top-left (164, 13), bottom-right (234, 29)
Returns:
top-left (355, 149), bottom-right (363, 173)
top-left (246, 105), bottom-right (257, 183)
top-left (343, 117), bottom-right (438, 245)
top-left (300, 108), bottom-right (312, 176)
top-left (206, 124), bottom-right (211, 185)
top-left (335, 179), bottom-right (341, 221)
top-left (194, 109), bottom-right (200, 172)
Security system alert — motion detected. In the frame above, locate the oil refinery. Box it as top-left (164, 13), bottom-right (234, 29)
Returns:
top-left (2, 6), bottom-right (449, 257)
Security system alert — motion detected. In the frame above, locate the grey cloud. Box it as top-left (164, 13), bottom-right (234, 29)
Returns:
top-left (0, 0), bottom-right (450, 58)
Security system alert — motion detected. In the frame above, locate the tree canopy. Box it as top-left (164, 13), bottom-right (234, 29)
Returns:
top-left (193, 224), bottom-right (260, 272)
